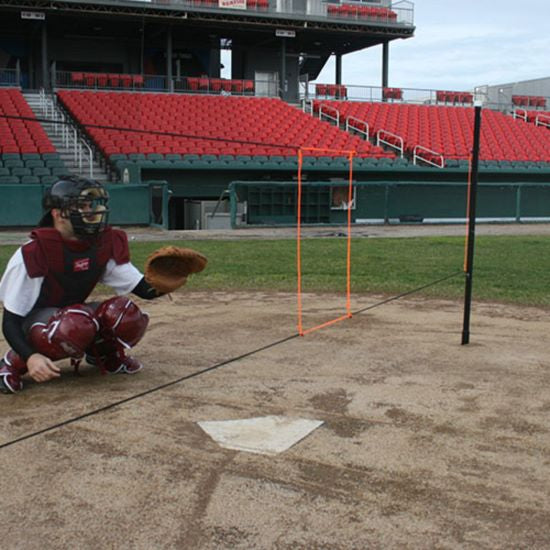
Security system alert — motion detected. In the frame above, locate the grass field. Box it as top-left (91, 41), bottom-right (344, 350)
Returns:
top-left (1, 235), bottom-right (549, 306)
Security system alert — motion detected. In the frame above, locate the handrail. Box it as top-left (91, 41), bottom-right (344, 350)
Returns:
top-left (39, 91), bottom-right (95, 178)
top-left (535, 114), bottom-right (550, 129)
top-left (413, 145), bottom-right (444, 168)
top-left (345, 115), bottom-right (369, 140)
top-left (318, 103), bottom-right (340, 126)
top-left (75, 136), bottom-right (94, 178)
top-left (376, 129), bottom-right (403, 158)
top-left (513, 109), bottom-right (527, 121)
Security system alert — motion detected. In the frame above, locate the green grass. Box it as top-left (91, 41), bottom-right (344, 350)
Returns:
top-left (1, 235), bottom-right (550, 306)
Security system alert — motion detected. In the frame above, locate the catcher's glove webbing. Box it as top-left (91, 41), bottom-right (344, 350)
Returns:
top-left (144, 246), bottom-right (207, 294)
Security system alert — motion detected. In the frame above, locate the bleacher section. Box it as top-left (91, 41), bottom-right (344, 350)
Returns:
top-left (56, 91), bottom-right (394, 176)
top-left (0, 88), bottom-right (67, 184)
top-left (326, 4), bottom-right (397, 22)
top-left (314, 100), bottom-right (550, 166)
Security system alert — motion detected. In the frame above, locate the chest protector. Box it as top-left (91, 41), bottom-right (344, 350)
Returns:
top-left (22, 227), bottom-right (130, 308)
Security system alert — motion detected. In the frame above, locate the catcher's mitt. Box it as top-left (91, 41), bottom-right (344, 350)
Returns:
top-left (144, 246), bottom-right (207, 294)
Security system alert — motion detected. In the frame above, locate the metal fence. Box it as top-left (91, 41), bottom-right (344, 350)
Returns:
top-left (53, 70), bottom-right (280, 97)
top-left (0, 68), bottom-right (20, 87)
top-left (60, 0), bottom-right (415, 27)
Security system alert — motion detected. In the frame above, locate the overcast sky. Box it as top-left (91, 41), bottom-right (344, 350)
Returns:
top-left (317, 0), bottom-right (550, 92)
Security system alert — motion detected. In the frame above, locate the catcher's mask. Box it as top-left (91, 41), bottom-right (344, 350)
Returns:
top-left (40, 177), bottom-right (109, 238)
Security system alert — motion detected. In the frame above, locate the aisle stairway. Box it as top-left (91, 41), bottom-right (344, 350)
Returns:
top-left (23, 91), bottom-right (110, 183)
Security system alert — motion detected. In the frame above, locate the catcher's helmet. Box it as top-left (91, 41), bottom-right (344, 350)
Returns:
top-left (40, 176), bottom-right (109, 237)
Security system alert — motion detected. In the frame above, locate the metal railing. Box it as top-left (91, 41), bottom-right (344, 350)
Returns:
top-left (535, 114), bottom-right (550, 129)
top-left (53, 70), bottom-right (278, 97)
top-left (376, 129), bottom-right (403, 157)
top-left (100, 0), bottom-right (415, 27)
top-left (413, 145), bottom-right (444, 168)
top-left (318, 103), bottom-right (340, 126)
top-left (345, 115), bottom-right (369, 140)
top-left (0, 68), bottom-right (19, 87)
top-left (39, 88), bottom-right (94, 178)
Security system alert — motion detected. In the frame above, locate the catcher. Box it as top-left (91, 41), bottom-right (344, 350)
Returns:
top-left (0, 176), bottom-right (206, 394)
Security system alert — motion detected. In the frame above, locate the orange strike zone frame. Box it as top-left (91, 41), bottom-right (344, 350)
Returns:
top-left (296, 147), bottom-right (355, 336)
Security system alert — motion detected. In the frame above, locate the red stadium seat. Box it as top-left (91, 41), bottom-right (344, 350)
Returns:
top-left (199, 77), bottom-right (209, 91)
top-left (132, 75), bottom-right (144, 87)
top-left (55, 90), bottom-right (389, 161)
top-left (71, 72), bottom-right (84, 85)
top-left (244, 80), bottom-right (254, 94)
top-left (120, 74), bottom-right (132, 88)
top-left (187, 77), bottom-right (200, 91)
top-left (323, 99), bottom-right (550, 163)
top-left (210, 78), bottom-right (222, 92)
top-left (232, 80), bottom-right (244, 93)
top-left (84, 73), bottom-right (97, 87)
top-left (97, 74), bottom-right (108, 87)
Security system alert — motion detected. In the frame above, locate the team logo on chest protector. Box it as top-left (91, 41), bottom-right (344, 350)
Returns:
top-left (73, 257), bottom-right (91, 272)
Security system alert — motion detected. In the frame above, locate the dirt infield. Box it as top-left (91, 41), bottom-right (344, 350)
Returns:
top-left (1, 290), bottom-right (550, 548)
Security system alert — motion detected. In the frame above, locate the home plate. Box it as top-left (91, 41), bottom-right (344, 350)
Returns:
top-left (197, 415), bottom-right (324, 455)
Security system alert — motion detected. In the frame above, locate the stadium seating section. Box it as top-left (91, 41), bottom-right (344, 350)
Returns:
top-left (326, 4), bottom-right (397, 21)
top-left (436, 90), bottom-right (473, 105)
top-left (0, 88), bottom-right (67, 184)
top-left (71, 72), bottom-right (144, 89)
top-left (185, 76), bottom-right (254, 94)
top-left (56, 91), bottom-right (393, 169)
top-left (315, 84), bottom-right (348, 99)
top-left (512, 95), bottom-right (546, 108)
top-left (313, 100), bottom-right (550, 165)
top-left (382, 87), bottom-right (403, 101)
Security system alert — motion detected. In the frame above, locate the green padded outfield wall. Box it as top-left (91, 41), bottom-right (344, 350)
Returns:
top-left (0, 185), bottom-right (44, 226)
top-left (230, 181), bottom-right (550, 226)
top-left (0, 184), bottom-right (154, 227)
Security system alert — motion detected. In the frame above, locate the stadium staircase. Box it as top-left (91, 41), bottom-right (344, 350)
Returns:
top-left (23, 91), bottom-right (110, 183)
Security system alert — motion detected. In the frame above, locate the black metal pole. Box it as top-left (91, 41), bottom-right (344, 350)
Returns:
top-left (462, 104), bottom-right (482, 345)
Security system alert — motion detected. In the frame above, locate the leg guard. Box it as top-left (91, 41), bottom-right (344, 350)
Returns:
top-left (28, 305), bottom-right (99, 361)
top-left (89, 297), bottom-right (149, 374)
top-left (0, 350), bottom-right (28, 394)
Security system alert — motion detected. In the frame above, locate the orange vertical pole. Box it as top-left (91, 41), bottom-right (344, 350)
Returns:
top-left (297, 149), bottom-right (304, 336)
top-left (296, 147), bottom-right (355, 335)
top-left (346, 151), bottom-right (354, 318)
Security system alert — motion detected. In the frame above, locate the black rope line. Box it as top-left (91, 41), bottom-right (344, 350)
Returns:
top-left (0, 108), bottom-right (465, 446)
top-left (0, 113), bottom-right (311, 152)
top-left (353, 270), bottom-right (464, 315)
top-left (0, 270), bottom-right (464, 451)
top-left (0, 333), bottom-right (299, 451)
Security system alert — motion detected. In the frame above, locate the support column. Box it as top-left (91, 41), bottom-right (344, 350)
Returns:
top-left (41, 21), bottom-right (49, 90)
top-left (382, 41), bottom-right (389, 89)
top-left (166, 26), bottom-right (173, 92)
top-left (335, 53), bottom-right (342, 85)
top-left (209, 36), bottom-right (221, 78)
top-left (280, 37), bottom-right (287, 99)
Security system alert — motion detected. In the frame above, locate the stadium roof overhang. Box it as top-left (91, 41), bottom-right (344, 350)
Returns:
top-left (0, 0), bottom-right (415, 57)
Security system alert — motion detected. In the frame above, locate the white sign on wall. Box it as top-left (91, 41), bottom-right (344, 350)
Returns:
top-left (219, 0), bottom-right (247, 9)
top-left (21, 11), bottom-right (45, 20)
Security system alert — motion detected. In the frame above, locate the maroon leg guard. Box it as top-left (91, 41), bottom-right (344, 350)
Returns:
top-left (0, 350), bottom-right (28, 394)
top-left (28, 304), bottom-right (99, 361)
top-left (88, 297), bottom-right (149, 374)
